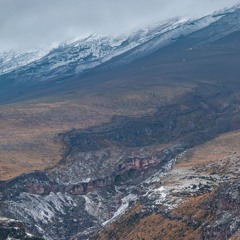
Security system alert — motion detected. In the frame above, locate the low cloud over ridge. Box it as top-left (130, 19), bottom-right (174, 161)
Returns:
top-left (0, 0), bottom-right (239, 51)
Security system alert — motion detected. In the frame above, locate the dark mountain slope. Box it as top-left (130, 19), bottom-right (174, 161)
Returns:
top-left (1, 28), bottom-right (240, 104)
top-left (0, 7), bottom-right (240, 104)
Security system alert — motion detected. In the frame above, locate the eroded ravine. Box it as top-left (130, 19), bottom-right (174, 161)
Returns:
top-left (0, 85), bottom-right (240, 239)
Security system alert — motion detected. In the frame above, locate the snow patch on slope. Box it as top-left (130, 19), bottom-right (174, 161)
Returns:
top-left (102, 193), bottom-right (137, 226)
top-left (0, 49), bottom-right (48, 74)
top-left (8, 192), bottom-right (77, 224)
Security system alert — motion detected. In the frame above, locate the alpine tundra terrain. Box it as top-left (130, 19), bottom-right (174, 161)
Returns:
top-left (0, 4), bottom-right (240, 240)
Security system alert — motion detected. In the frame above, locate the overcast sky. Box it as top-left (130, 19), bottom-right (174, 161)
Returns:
top-left (0, 0), bottom-right (239, 52)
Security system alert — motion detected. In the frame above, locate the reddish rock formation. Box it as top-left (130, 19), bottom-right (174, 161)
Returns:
top-left (118, 156), bottom-right (158, 173)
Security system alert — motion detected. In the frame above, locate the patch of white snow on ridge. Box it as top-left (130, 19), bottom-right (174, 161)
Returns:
top-left (1, 5), bottom-right (235, 79)
top-left (102, 193), bottom-right (137, 226)
top-left (8, 192), bottom-right (77, 224)
top-left (0, 49), bottom-right (48, 75)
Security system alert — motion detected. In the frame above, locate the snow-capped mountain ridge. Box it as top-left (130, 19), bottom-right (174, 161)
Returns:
top-left (0, 5), bottom-right (239, 83)
top-left (0, 49), bottom-right (48, 75)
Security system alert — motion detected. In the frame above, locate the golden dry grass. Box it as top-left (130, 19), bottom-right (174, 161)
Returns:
top-left (176, 130), bottom-right (240, 168)
top-left (95, 193), bottom-right (214, 240)
top-left (0, 84), bottom-right (190, 180)
top-left (94, 130), bottom-right (240, 240)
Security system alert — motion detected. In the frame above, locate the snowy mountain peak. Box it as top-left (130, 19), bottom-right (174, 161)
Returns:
top-left (0, 5), bottom-right (239, 82)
